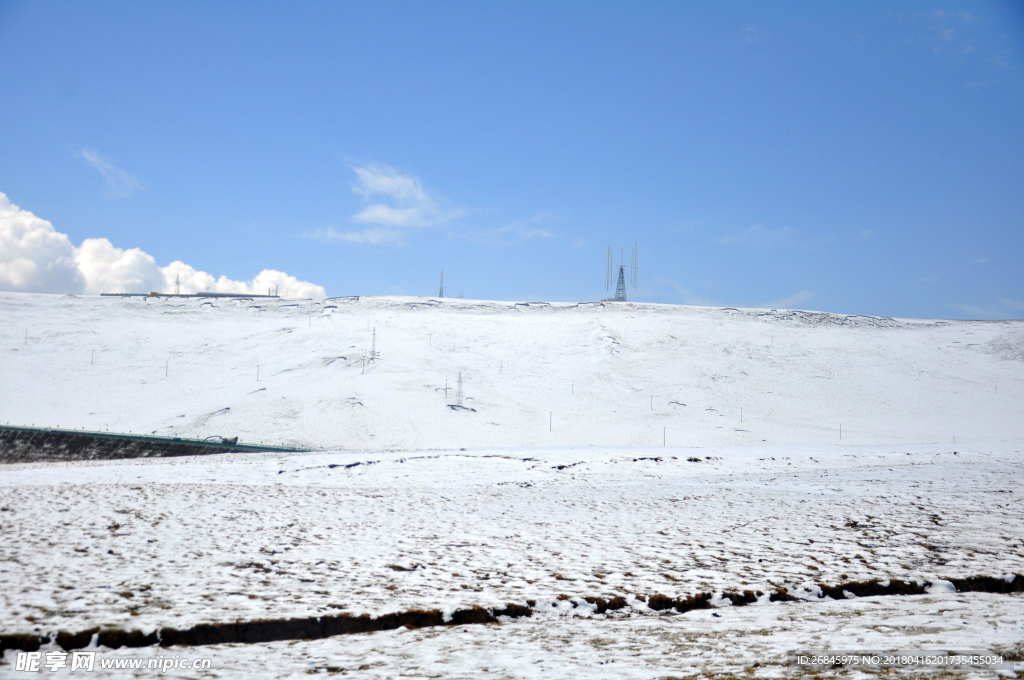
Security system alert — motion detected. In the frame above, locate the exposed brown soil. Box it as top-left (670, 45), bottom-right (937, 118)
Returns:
top-left (1, 575), bottom-right (1019, 654)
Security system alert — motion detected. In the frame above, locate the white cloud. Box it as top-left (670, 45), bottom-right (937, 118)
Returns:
top-left (991, 48), bottom-right (1015, 70)
top-left (921, 9), bottom-right (988, 60)
top-left (0, 191), bottom-right (325, 298)
top-left (304, 226), bottom-right (402, 245)
top-left (307, 163), bottom-right (466, 246)
top-left (77, 148), bottom-right (144, 198)
top-left (76, 238), bottom-right (163, 294)
top-left (658, 278), bottom-right (717, 307)
top-left (950, 303), bottom-right (1005, 319)
top-left (349, 163), bottom-right (464, 230)
top-left (162, 261), bottom-right (325, 298)
top-left (662, 220), bottom-right (701, 235)
top-left (762, 290), bottom-right (815, 310)
top-left (0, 193), bottom-right (85, 293)
top-left (927, 9), bottom-right (977, 23)
top-left (740, 27), bottom-right (769, 44)
top-left (920, 257), bottom-right (986, 283)
top-left (950, 298), bottom-right (1024, 320)
top-left (479, 212), bottom-right (555, 245)
top-left (717, 223), bottom-right (797, 247)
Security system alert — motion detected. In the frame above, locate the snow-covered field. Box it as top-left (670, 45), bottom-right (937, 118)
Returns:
top-left (1, 292), bottom-right (1023, 677)
top-left (13, 591), bottom-right (1022, 678)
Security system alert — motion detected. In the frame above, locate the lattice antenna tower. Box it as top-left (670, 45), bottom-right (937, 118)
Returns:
top-left (174, 274), bottom-right (180, 296)
top-left (371, 327), bottom-right (377, 361)
top-left (438, 269), bottom-right (445, 298)
top-left (605, 243), bottom-right (639, 301)
top-left (455, 371), bottom-right (464, 406)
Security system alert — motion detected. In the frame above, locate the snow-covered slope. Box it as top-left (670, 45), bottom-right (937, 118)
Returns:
top-left (1, 292), bottom-right (1022, 450)
top-left (2, 292), bottom-right (1023, 677)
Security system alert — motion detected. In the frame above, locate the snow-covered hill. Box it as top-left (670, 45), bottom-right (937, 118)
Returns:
top-left (1, 292), bottom-right (1022, 450)
top-left (2, 292), bottom-right (1024, 677)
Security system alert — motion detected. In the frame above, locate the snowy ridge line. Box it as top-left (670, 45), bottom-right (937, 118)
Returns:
top-left (0, 426), bottom-right (308, 464)
top-left (751, 309), bottom-right (903, 329)
top-left (100, 293), bottom-right (282, 299)
top-left (2, 575), bottom-right (1020, 654)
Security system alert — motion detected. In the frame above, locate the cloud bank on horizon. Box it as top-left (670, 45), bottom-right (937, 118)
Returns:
top-left (0, 192), bottom-right (326, 298)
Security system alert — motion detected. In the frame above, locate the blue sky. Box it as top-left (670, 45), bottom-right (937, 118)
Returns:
top-left (1, 1), bottom-right (1021, 317)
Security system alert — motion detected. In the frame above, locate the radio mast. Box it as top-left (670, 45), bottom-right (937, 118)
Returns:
top-left (605, 243), bottom-right (638, 301)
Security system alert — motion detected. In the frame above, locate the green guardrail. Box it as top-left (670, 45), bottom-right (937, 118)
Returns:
top-left (0, 425), bottom-right (310, 453)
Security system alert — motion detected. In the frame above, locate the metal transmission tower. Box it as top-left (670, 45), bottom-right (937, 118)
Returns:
top-left (605, 244), bottom-right (638, 301)
top-left (454, 371), bottom-right (464, 407)
top-left (174, 275), bottom-right (180, 296)
top-left (614, 266), bottom-right (627, 301)
top-left (439, 269), bottom-right (445, 298)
